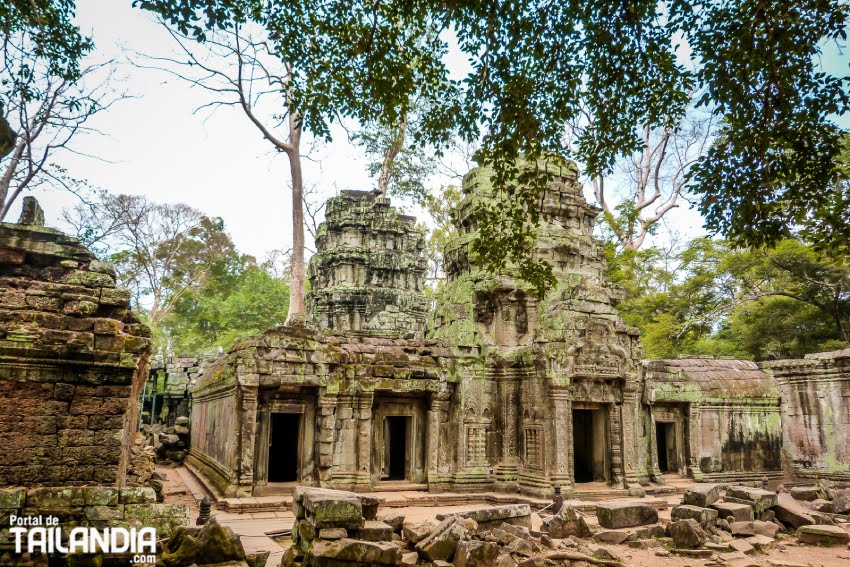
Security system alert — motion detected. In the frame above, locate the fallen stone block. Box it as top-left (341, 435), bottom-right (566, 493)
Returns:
top-left (683, 484), bottom-right (720, 508)
top-left (595, 501), bottom-right (658, 529)
top-left (352, 520), bottom-right (393, 542)
top-left (805, 498), bottom-right (833, 513)
top-left (310, 538), bottom-right (401, 565)
top-left (789, 486), bottom-right (820, 502)
top-left (544, 505), bottom-right (590, 538)
top-left (415, 517), bottom-right (477, 562)
top-left (729, 539), bottom-right (755, 554)
top-left (671, 504), bottom-right (718, 529)
top-left (317, 527), bottom-right (347, 540)
top-left (400, 550), bottom-right (418, 566)
top-left (725, 486), bottom-right (778, 514)
top-left (730, 521), bottom-right (756, 536)
top-left (712, 501), bottom-right (755, 523)
top-left (753, 520), bottom-right (780, 538)
top-left (744, 534), bottom-right (774, 550)
top-left (453, 540), bottom-right (501, 567)
top-left (378, 510), bottom-right (405, 533)
top-left (796, 524), bottom-right (850, 546)
top-left (359, 495), bottom-right (380, 521)
top-left (719, 551), bottom-right (760, 567)
top-left (455, 504), bottom-right (531, 530)
top-left (772, 493), bottom-right (815, 529)
top-left (403, 518), bottom-right (440, 544)
top-left (298, 486), bottom-right (364, 530)
top-left (670, 518), bottom-right (707, 549)
top-left (832, 488), bottom-right (850, 514)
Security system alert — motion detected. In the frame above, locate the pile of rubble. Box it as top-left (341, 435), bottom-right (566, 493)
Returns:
top-left (656, 481), bottom-right (850, 565)
top-left (141, 416), bottom-right (191, 463)
top-left (124, 432), bottom-right (166, 501)
top-left (279, 482), bottom-right (850, 567)
top-left (282, 487), bottom-right (629, 567)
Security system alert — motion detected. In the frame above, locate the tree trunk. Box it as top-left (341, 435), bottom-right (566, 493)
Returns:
top-left (285, 124), bottom-right (306, 322)
top-left (377, 113), bottom-right (407, 195)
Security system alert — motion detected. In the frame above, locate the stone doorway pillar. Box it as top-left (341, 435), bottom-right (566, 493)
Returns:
top-left (549, 388), bottom-right (573, 491)
top-left (316, 394), bottom-right (337, 482)
top-left (237, 385), bottom-right (259, 497)
top-left (494, 375), bottom-right (520, 484)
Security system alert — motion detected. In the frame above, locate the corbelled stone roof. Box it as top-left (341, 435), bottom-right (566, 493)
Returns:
top-left (644, 357), bottom-right (777, 400)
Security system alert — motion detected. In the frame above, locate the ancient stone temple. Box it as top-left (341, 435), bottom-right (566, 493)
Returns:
top-left (186, 159), bottom-right (850, 501)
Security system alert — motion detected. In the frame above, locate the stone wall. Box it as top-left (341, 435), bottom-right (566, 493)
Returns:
top-left (763, 349), bottom-right (850, 481)
top-left (643, 358), bottom-right (783, 483)
top-left (0, 200), bottom-right (151, 486)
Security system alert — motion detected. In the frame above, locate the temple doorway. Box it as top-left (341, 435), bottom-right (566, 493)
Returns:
top-left (383, 415), bottom-right (409, 480)
top-left (268, 413), bottom-right (300, 482)
top-left (573, 407), bottom-right (608, 483)
top-left (656, 421), bottom-right (677, 473)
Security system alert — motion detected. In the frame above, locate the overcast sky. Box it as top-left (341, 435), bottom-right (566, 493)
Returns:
top-left (22, 2), bottom-right (849, 261)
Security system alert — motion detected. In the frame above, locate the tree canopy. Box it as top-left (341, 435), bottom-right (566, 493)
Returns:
top-left (136, 0), bottom-right (849, 294)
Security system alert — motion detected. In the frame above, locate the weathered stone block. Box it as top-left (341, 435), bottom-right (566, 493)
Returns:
top-left (671, 505), bottom-right (718, 529)
top-left (416, 517), bottom-right (477, 562)
top-left (544, 505), bottom-right (590, 538)
top-left (454, 540), bottom-right (501, 567)
top-left (725, 486), bottom-right (778, 514)
top-left (456, 505), bottom-right (531, 530)
top-left (84, 487), bottom-right (119, 506)
top-left (352, 520), bottom-right (393, 542)
top-left (670, 519), bottom-right (707, 549)
top-left (309, 538), bottom-right (401, 565)
top-left (796, 524), bottom-right (850, 545)
top-left (711, 501), bottom-right (755, 523)
top-left (595, 502), bottom-right (658, 529)
top-left (772, 493), bottom-right (815, 529)
top-left (682, 484), bottom-right (720, 508)
top-left (0, 489), bottom-right (25, 509)
top-left (832, 488), bottom-right (850, 514)
top-left (119, 487), bottom-right (157, 504)
top-left (298, 487), bottom-right (363, 529)
top-left (789, 486), bottom-right (820, 502)
top-left (124, 503), bottom-right (189, 537)
top-left (85, 504), bottom-right (124, 522)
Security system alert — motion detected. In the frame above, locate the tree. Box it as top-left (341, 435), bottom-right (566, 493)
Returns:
top-left (137, 0), bottom-right (850, 295)
top-left (1, 2), bottom-right (122, 219)
top-left (590, 113), bottom-right (714, 250)
top-left (164, 259), bottom-right (290, 355)
top-left (63, 192), bottom-right (239, 327)
top-left (610, 237), bottom-right (850, 360)
top-left (133, 3), bottom-right (453, 319)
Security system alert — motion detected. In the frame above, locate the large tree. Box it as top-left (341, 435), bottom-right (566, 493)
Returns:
top-left (64, 192), bottom-right (239, 326)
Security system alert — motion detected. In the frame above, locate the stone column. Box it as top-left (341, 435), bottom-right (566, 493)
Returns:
top-left (549, 388), bottom-right (573, 490)
top-left (620, 383), bottom-right (644, 488)
top-left (237, 385), bottom-right (259, 497)
top-left (427, 391), bottom-right (451, 488)
top-left (687, 403), bottom-right (703, 480)
top-left (316, 394), bottom-right (337, 483)
top-left (646, 406), bottom-right (663, 482)
top-left (355, 391), bottom-right (374, 488)
top-left (494, 374), bottom-right (519, 483)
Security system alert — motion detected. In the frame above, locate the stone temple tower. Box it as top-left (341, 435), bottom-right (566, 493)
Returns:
top-left (307, 190), bottom-right (429, 338)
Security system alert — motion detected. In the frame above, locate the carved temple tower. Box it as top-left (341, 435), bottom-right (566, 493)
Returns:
top-left (429, 157), bottom-right (646, 496)
top-left (307, 190), bottom-right (429, 338)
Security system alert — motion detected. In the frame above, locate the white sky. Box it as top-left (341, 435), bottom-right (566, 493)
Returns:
top-left (22, 1), bottom-right (849, 261)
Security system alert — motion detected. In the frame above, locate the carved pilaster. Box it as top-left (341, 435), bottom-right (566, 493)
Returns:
top-left (316, 394), bottom-right (338, 481)
top-left (495, 374), bottom-right (519, 482)
top-left (237, 385), bottom-right (259, 496)
top-left (620, 387), bottom-right (642, 487)
top-left (355, 392), bottom-right (374, 486)
top-left (549, 388), bottom-right (572, 488)
top-left (687, 403), bottom-right (702, 480)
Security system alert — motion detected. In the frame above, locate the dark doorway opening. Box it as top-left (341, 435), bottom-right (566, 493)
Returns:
top-left (656, 422), bottom-right (669, 472)
top-left (386, 416), bottom-right (408, 481)
top-left (573, 408), bottom-right (607, 483)
top-left (656, 422), bottom-right (676, 473)
top-left (268, 413), bottom-right (300, 482)
top-left (573, 409), bottom-right (594, 483)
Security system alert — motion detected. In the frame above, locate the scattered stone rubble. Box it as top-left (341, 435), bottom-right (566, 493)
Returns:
top-left (142, 416), bottom-right (191, 464)
top-left (157, 516), bottom-right (269, 567)
top-left (275, 482), bottom-right (850, 567)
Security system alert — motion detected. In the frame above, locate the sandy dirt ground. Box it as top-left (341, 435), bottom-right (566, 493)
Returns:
top-left (159, 466), bottom-right (850, 567)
